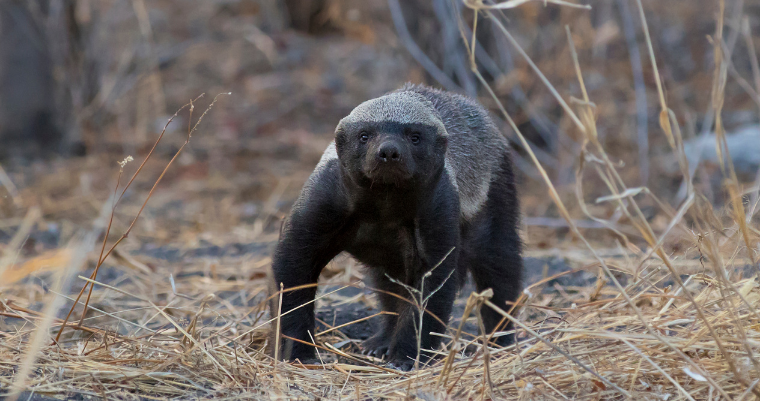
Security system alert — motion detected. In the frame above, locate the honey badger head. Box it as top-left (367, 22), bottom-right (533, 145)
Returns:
top-left (334, 91), bottom-right (448, 189)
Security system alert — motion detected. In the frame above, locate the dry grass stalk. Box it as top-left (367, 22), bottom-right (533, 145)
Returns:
top-left (54, 93), bottom-right (229, 344)
top-left (0, 208), bottom-right (41, 281)
top-left (6, 237), bottom-right (92, 401)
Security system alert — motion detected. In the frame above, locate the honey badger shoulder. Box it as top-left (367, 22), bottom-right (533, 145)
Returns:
top-left (271, 84), bottom-right (522, 370)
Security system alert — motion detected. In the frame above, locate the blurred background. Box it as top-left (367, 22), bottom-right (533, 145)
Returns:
top-left (0, 0), bottom-right (758, 290)
top-left (2, 2), bottom-right (760, 398)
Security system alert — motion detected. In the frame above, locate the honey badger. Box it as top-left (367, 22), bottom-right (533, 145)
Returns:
top-left (271, 83), bottom-right (522, 370)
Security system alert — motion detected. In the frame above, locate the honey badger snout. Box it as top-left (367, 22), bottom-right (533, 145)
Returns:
top-left (366, 138), bottom-right (412, 183)
top-left (377, 142), bottom-right (401, 163)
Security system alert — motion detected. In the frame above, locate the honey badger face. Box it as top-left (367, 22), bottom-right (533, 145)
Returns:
top-left (335, 92), bottom-right (448, 188)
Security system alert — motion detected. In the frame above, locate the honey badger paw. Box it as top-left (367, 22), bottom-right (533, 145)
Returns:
top-left (361, 333), bottom-right (391, 358)
top-left (386, 358), bottom-right (416, 371)
top-left (385, 349), bottom-right (433, 371)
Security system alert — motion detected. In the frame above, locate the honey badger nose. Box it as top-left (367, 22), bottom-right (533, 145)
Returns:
top-left (377, 142), bottom-right (401, 162)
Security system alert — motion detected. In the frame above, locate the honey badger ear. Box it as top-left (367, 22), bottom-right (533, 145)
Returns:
top-left (437, 130), bottom-right (449, 146)
top-left (334, 126), bottom-right (348, 151)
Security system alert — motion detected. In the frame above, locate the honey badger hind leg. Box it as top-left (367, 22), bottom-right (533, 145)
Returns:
top-left (462, 152), bottom-right (522, 347)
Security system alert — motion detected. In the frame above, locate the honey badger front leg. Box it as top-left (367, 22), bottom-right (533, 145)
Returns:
top-left (270, 163), bottom-right (350, 363)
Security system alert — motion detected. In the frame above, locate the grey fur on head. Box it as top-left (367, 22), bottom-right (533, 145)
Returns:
top-left (320, 83), bottom-right (508, 220)
top-left (338, 91), bottom-right (448, 136)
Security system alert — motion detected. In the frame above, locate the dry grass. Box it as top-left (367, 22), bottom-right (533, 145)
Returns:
top-left (1, 0), bottom-right (760, 399)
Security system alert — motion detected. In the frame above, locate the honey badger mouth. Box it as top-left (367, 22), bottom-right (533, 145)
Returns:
top-left (365, 162), bottom-right (412, 186)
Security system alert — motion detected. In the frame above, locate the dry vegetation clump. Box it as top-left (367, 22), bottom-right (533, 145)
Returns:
top-left (1, 0), bottom-right (759, 400)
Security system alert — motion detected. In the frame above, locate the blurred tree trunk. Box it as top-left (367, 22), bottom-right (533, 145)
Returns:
top-left (48, 0), bottom-right (100, 156)
top-left (0, 0), bottom-right (60, 159)
top-left (0, 0), bottom-right (97, 160)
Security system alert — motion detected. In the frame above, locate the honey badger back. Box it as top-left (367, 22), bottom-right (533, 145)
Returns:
top-left (270, 83), bottom-right (522, 370)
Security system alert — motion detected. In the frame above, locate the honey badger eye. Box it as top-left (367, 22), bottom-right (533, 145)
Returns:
top-left (360, 132), bottom-right (369, 143)
top-left (410, 133), bottom-right (421, 144)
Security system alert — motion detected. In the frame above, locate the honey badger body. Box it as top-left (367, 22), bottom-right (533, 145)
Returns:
top-left (272, 84), bottom-right (522, 369)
